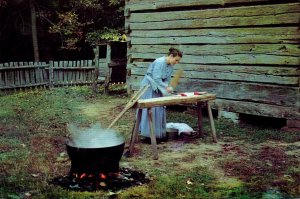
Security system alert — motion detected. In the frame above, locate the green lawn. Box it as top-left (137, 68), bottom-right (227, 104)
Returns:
top-left (0, 86), bottom-right (299, 199)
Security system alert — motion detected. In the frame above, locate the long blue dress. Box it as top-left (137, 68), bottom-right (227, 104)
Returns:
top-left (139, 56), bottom-right (174, 139)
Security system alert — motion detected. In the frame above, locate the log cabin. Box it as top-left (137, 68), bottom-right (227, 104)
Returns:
top-left (125, 0), bottom-right (300, 128)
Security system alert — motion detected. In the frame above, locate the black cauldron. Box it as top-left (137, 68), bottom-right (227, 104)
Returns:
top-left (66, 123), bottom-right (125, 175)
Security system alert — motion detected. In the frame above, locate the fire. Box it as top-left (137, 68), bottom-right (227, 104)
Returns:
top-left (72, 172), bottom-right (106, 180)
top-left (99, 173), bottom-right (106, 179)
top-left (80, 173), bottom-right (87, 179)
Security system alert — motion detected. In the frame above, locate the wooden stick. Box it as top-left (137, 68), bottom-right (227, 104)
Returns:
top-left (128, 109), bottom-right (142, 156)
top-left (107, 85), bottom-right (149, 129)
top-left (207, 103), bottom-right (217, 143)
top-left (197, 102), bottom-right (204, 138)
top-left (148, 108), bottom-right (158, 160)
top-left (169, 69), bottom-right (184, 89)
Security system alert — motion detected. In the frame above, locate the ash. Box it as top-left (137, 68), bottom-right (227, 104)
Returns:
top-left (50, 168), bottom-right (151, 192)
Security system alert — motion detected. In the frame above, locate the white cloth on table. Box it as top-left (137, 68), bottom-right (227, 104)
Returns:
top-left (166, 123), bottom-right (194, 135)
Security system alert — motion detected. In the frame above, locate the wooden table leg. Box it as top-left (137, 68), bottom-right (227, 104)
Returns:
top-left (197, 102), bottom-right (204, 138)
top-left (207, 103), bottom-right (217, 143)
top-left (128, 109), bottom-right (142, 156)
top-left (148, 108), bottom-right (158, 160)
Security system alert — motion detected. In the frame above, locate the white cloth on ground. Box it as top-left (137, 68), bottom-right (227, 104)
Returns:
top-left (166, 123), bottom-right (194, 135)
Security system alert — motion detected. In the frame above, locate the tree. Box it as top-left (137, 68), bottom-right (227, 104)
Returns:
top-left (48, 0), bottom-right (125, 49)
top-left (0, 0), bottom-right (7, 7)
top-left (0, 0), bottom-right (41, 61)
top-left (0, 0), bottom-right (125, 61)
top-left (30, 0), bottom-right (39, 61)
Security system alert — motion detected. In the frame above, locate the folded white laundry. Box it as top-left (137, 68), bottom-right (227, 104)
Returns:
top-left (166, 123), bottom-right (194, 135)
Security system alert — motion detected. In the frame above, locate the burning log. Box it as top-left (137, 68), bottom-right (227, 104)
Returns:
top-left (50, 168), bottom-right (150, 191)
top-left (50, 123), bottom-right (150, 191)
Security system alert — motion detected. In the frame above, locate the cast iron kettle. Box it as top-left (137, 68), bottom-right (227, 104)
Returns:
top-left (65, 123), bottom-right (125, 175)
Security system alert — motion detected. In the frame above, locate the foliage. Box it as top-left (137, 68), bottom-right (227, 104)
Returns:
top-left (85, 27), bottom-right (126, 45)
top-left (46, 0), bottom-right (125, 49)
top-left (0, 0), bottom-right (125, 58)
top-left (0, 0), bottom-right (7, 7)
top-left (49, 11), bottom-right (88, 50)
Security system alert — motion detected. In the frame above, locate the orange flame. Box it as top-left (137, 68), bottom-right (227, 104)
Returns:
top-left (80, 173), bottom-right (87, 179)
top-left (99, 173), bottom-right (106, 179)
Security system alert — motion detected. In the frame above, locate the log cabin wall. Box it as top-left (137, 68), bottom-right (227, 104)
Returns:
top-left (125, 0), bottom-right (300, 120)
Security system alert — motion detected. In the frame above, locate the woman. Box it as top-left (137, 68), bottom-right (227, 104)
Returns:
top-left (139, 47), bottom-right (183, 139)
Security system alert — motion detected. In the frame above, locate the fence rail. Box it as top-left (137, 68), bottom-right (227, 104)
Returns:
top-left (0, 60), bottom-right (103, 89)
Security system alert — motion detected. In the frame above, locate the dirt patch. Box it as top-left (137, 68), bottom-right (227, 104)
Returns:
top-left (40, 94), bottom-right (300, 197)
top-left (28, 135), bottom-right (68, 176)
top-left (221, 142), bottom-right (300, 194)
top-left (79, 98), bottom-right (127, 127)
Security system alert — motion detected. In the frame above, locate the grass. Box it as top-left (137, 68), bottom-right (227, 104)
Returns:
top-left (0, 85), bottom-right (299, 199)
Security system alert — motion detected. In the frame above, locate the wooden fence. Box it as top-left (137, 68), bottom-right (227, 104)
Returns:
top-left (0, 59), bottom-right (108, 89)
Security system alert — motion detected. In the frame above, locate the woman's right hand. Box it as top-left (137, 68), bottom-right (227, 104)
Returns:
top-left (166, 86), bottom-right (173, 93)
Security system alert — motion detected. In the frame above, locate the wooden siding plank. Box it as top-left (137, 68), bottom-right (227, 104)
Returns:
top-left (42, 62), bottom-right (48, 85)
top-left (128, 4), bottom-right (300, 30)
top-left (126, 0), bottom-right (284, 11)
top-left (129, 27), bottom-right (300, 44)
top-left (63, 61), bottom-right (68, 84)
top-left (18, 62), bottom-right (24, 85)
top-left (29, 62), bottom-right (36, 85)
top-left (131, 66), bottom-right (298, 85)
top-left (83, 60), bottom-right (86, 82)
top-left (129, 63), bottom-right (299, 76)
top-left (40, 62), bottom-right (46, 84)
top-left (79, 60), bottom-right (83, 83)
top-left (128, 3), bottom-right (299, 23)
top-left (72, 61), bottom-right (76, 84)
top-left (130, 44), bottom-right (300, 56)
top-left (3, 63), bottom-right (8, 87)
top-left (0, 60), bottom-right (95, 89)
top-left (0, 82), bottom-right (47, 89)
top-left (60, 61), bottom-right (64, 85)
top-left (51, 67), bottom-right (95, 69)
top-left (129, 13), bottom-right (299, 30)
top-left (0, 64), bottom-right (3, 86)
top-left (13, 62), bottom-right (20, 86)
top-left (34, 62), bottom-right (41, 85)
top-left (88, 60), bottom-right (93, 83)
top-left (130, 76), bottom-right (299, 107)
top-left (181, 80), bottom-right (300, 109)
top-left (126, 0), bottom-right (223, 11)
top-left (76, 61), bottom-right (80, 83)
top-left (0, 65), bottom-right (48, 69)
top-left (130, 27), bottom-right (299, 38)
top-left (24, 62), bottom-right (30, 85)
top-left (48, 61), bottom-right (54, 87)
top-left (53, 61), bottom-right (59, 84)
top-left (67, 61), bottom-right (72, 83)
top-left (130, 52), bottom-right (298, 65)
top-left (212, 99), bottom-right (300, 119)
top-left (8, 63), bottom-right (14, 87)
top-left (7, 66), bottom-right (13, 86)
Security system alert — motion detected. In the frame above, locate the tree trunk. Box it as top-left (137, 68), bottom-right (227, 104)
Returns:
top-left (30, 0), bottom-right (39, 62)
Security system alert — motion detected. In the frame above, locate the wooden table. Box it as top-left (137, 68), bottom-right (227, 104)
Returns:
top-left (128, 93), bottom-right (217, 160)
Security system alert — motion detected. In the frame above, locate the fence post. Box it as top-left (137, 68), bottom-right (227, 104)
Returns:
top-left (92, 46), bottom-right (100, 93)
top-left (49, 60), bottom-right (53, 88)
top-left (104, 43), bottom-right (111, 94)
